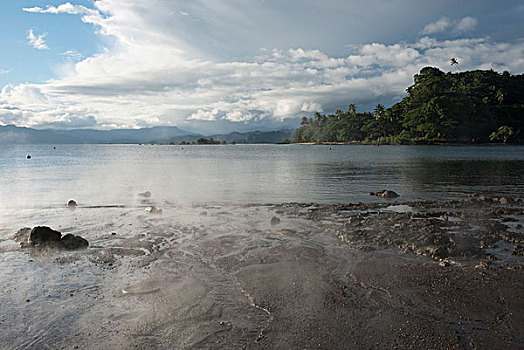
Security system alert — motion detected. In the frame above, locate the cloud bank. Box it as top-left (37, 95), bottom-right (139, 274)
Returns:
top-left (1, 1), bottom-right (523, 133)
top-left (421, 16), bottom-right (478, 35)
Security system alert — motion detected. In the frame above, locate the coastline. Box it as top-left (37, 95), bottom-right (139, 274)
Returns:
top-left (0, 196), bottom-right (522, 349)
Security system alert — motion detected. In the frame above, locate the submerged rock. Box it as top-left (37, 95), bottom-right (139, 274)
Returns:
top-left (26, 155), bottom-right (31, 159)
top-left (138, 191), bottom-right (152, 198)
top-left (369, 190), bottom-right (399, 198)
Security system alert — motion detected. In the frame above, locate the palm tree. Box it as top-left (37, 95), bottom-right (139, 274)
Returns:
top-left (450, 58), bottom-right (461, 72)
top-left (374, 103), bottom-right (385, 119)
top-left (348, 104), bottom-right (356, 117)
top-left (496, 89), bottom-right (504, 105)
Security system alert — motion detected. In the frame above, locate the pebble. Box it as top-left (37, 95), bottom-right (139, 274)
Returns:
top-left (270, 216), bottom-right (281, 226)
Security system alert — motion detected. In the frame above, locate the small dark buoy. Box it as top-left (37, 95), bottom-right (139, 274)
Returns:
top-left (26, 155), bottom-right (31, 159)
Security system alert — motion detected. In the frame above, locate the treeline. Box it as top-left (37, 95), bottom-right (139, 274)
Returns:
top-left (293, 67), bottom-right (524, 144)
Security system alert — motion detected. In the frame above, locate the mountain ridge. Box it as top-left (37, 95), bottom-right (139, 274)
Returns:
top-left (0, 125), bottom-right (294, 144)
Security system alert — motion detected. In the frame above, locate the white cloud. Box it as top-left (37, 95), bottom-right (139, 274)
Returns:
top-left (26, 29), bottom-right (49, 50)
top-left (421, 16), bottom-right (478, 35)
top-left (23, 3), bottom-right (98, 16)
top-left (188, 109), bottom-right (219, 121)
top-left (2, 2), bottom-right (523, 132)
top-left (61, 50), bottom-right (83, 61)
top-left (0, 69), bottom-right (10, 75)
top-left (422, 17), bottom-right (451, 35)
top-left (456, 16), bottom-right (478, 32)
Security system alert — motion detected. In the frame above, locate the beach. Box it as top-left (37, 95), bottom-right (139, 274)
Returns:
top-left (1, 194), bottom-right (523, 349)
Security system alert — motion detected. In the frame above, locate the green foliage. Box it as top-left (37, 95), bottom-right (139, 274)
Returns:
top-left (489, 126), bottom-right (515, 143)
top-left (196, 137), bottom-right (221, 145)
top-left (293, 67), bottom-right (524, 144)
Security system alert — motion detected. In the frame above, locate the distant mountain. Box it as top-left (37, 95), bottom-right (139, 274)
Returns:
top-left (156, 130), bottom-right (295, 144)
top-left (0, 125), bottom-right (197, 144)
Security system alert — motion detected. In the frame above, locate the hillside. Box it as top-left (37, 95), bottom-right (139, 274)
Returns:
top-left (293, 67), bottom-right (524, 144)
top-left (0, 125), bottom-right (294, 145)
top-left (0, 126), bottom-right (196, 144)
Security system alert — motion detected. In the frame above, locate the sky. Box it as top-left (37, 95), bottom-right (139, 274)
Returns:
top-left (0, 0), bottom-right (523, 134)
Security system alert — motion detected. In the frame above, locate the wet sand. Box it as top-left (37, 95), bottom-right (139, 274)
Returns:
top-left (0, 197), bottom-right (523, 349)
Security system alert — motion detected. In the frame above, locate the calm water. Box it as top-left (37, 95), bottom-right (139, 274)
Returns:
top-left (0, 144), bottom-right (523, 209)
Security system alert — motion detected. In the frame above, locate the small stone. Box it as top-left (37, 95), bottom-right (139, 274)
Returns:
top-left (138, 191), bottom-right (152, 198)
top-left (511, 245), bottom-right (524, 256)
top-left (478, 195), bottom-right (486, 201)
top-left (26, 155), bottom-right (31, 159)
top-left (67, 200), bottom-right (77, 208)
top-left (381, 190), bottom-right (399, 198)
top-left (514, 224), bottom-right (523, 229)
top-left (439, 261), bottom-right (450, 267)
top-left (199, 211), bottom-right (208, 216)
top-left (270, 216), bottom-right (281, 226)
top-left (111, 232), bottom-right (117, 235)
top-left (145, 206), bottom-right (163, 214)
top-left (499, 197), bottom-right (508, 205)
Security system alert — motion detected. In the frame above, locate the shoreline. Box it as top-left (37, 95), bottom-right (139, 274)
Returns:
top-left (1, 196), bottom-right (523, 349)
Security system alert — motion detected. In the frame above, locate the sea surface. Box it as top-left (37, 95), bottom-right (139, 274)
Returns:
top-left (1, 144), bottom-right (523, 210)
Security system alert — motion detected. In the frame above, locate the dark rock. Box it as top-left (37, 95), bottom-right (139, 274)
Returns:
top-left (381, 190), bottom-right (399, 198)
top-left (145, 206), bottom-right (163, 214)
top-left (60, 234), bottom-right (89, 250)
top-left (11, 227), bottom-right (31, 243)
top-left (270, 216), bottom-right (281, 226)
top-left (67, 200), bottom-right (77, 208)
top-left (511, 245), bottom-right (524, 257)
top-left (18, 226), bottom-right (89, 251)
top-left (26, 155), bottom-right (31, 159)
top-left (138, 191), bottom-right (152, 198)
top-left (29, 226), bottom-right (61, 245)
top-left (369, 190), bottom-right (399, 198)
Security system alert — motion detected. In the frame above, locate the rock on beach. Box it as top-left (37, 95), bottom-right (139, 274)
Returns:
top-left (16, 226), bottom-right (89, 251)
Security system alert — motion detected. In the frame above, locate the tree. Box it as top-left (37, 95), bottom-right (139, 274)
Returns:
top-left (450, 58), bottom-right (461, 72)
top-left (300, 116), bottom-right (309, 126)
top-left (490, 126), bottom-right (514, 143)
top-left (374, 104), bottom-right (385, 119)
top-left (348, 104), bottom-right (356, 116)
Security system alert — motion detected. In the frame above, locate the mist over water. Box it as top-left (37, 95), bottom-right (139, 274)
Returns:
top-left (1, 144), bottom-right (523, 211)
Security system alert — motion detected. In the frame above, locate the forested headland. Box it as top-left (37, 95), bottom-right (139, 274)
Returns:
top-left (293, 67), bottom-right (524, 144)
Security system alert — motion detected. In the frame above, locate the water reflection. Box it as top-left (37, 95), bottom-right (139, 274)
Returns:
top-left (0, 144), bottom-right (523, 208)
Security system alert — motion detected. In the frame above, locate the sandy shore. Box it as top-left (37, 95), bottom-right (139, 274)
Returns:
top-left (0, 196), bottom-right (522, 349)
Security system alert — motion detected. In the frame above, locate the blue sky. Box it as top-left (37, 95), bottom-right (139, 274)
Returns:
top-left (0, 0), bottom-right (523, 133)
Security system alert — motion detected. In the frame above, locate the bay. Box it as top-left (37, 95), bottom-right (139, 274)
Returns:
top-left (0, 144), bottom-right (523, 210)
